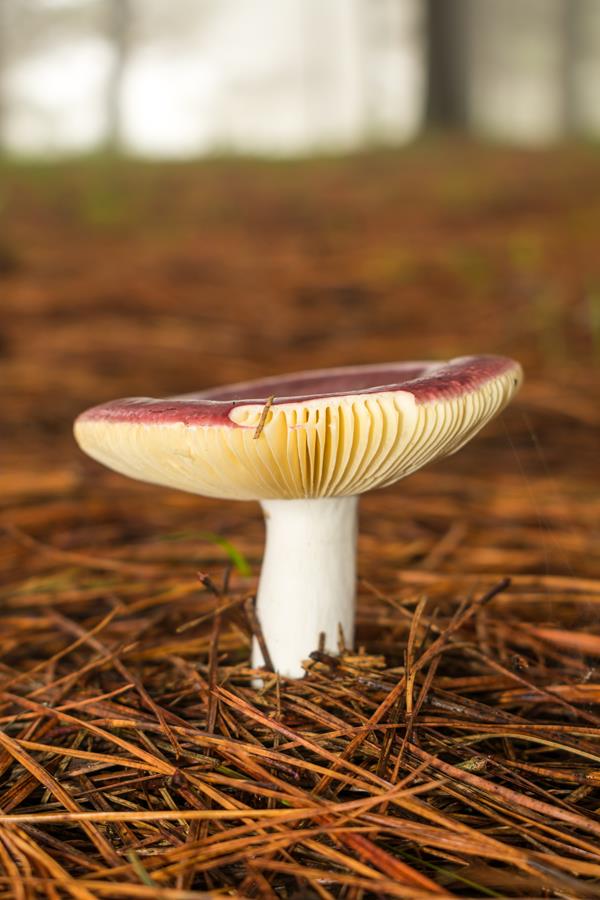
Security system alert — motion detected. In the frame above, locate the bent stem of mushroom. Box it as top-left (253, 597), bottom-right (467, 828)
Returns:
top-left (252, 496), bottom-right (358, 678)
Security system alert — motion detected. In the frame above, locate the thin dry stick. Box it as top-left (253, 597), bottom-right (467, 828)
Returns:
top-left (244, 596), bottom-right (274, 672)
top-left (253, 396), bottom-right (275, 439)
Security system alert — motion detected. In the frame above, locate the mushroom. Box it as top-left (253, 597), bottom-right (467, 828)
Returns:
top-left (74, 355), bottom-right (522, 678)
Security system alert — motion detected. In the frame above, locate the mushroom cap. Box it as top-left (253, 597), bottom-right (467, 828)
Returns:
top-left (74, 355), bottom-right (522, 501)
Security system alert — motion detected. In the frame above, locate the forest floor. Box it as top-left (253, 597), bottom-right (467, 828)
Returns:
top-left (0, 141), bottom-right (599, 897)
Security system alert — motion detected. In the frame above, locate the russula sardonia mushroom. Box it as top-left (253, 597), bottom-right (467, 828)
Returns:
top-left (74, 355), bottom-right (522, 678)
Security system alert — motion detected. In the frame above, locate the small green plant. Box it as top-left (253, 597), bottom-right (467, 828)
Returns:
top-left (159, 529), bottom-right (251, 576)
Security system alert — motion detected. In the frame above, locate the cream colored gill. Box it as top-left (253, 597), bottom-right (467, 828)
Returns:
top-left (74, 372), bottom-right (517, 501)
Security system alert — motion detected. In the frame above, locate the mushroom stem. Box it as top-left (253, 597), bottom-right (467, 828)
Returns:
top-left (252, 496), bottom-right (359, 678)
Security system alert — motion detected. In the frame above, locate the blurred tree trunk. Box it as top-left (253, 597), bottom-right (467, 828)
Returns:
top-left (105, 0), bottom-right (131, 153)
top-left (562, 0), bottom-right (581, 133)
top-left (568, 0), bottom-right (600, 135)
top-left (424, 0), bottom-right (471, 128)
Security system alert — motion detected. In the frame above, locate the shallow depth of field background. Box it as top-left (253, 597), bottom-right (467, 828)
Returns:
top-left (1, 0), bottom-right (598, 569)
top-left (0, 5), bottom-right (600, 895)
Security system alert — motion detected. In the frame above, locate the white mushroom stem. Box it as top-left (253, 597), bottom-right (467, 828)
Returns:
top-left (252, 496), bottom-right (359, 678)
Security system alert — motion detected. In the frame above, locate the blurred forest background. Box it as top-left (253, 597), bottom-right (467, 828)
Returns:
top-left (0, 0), bottom-right (598, 560)
top-left (1, 3), bottom-right (600, 895)
top-left (1, 0), bottom-right (600, 157)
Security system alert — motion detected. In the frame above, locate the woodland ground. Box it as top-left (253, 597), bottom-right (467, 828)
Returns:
top-left (0, 141), bottom-right (599, 897)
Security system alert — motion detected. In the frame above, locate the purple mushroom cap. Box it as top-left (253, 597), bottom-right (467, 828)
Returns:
top-left (74, 355), bottom-right (522, 501)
